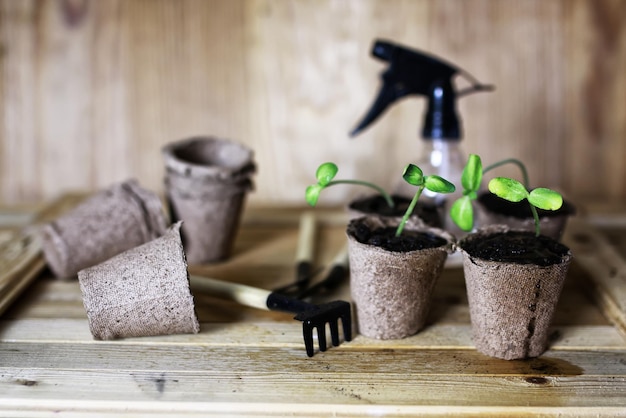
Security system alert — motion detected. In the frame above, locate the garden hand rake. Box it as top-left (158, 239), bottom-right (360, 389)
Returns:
top-left (190, 275), bottom-right (352, 357)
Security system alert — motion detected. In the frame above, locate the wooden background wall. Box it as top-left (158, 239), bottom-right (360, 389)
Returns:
top-left (1, 0), bottom-right (625, 207)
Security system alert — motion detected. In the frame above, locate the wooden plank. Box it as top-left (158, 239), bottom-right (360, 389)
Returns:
top-left (1, 319), bottom-right (625, 351)
top-left (1, 345), bottom-right (626, 410)
top-left (0, 195), bottom-right (84, 317)
top-left (563, 217), bottom-right (626, 337)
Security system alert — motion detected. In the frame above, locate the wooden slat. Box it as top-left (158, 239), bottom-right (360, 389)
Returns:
top-left (0, 402), bottom-right (624, 418)
top-left (563, 217), bottom-right (626, 337)
top-left (0, 195), bottom-right (84, 317)
top-left (1, 345), bottom-right (626, 410)
top-left (2, 319), bottom-right (625, 351)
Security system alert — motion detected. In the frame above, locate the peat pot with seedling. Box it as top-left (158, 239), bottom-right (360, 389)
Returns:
top-left (306, 162), bottom-right (442, 227)
top-left (307, 163), bottom-right (455, 339)
top-left (451, 154), bottom-right (575, 240)
top-left (451, 156), bottom-right (573, 360)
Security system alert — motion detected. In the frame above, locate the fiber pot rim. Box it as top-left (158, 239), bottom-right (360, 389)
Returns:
top-left (346, 214), bottom-right (456, 255)
top-left (458, 224), bottom-right (573, 266)
top-left (162, 136), bottom-right (255, 180)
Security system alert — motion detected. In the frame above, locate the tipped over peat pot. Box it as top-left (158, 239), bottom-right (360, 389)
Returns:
top-left (459, 225), bottom-right (572, 360)
top-left (40, 179), bottom-right (168, 278)
top-left (163, 136), bottom-right (256, 264)
top-left (346, 215), bottom-right (454, 339)
top-left (78, 222), bottom-right (200, 340)
top-left (475, 192), bottom-right (576, 240)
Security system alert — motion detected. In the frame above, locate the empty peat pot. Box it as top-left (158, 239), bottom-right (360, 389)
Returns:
top-left (458, 225), bottom-right (572, 360)
top-left (347, 215), bottom-right (454, 339)
top-left (162, 136), bottom-right (256, 264)
top-left (78, 222), bottom-right (200, 339)
top-left (40, 179), bottom-right (168, 278)
top-left (474, 192), bottom-right (576, 240)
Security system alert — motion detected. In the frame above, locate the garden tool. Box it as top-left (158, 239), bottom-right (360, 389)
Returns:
top-left (273, 211), bottom-right (319, 296)
top-left (296, 244), bottom-right (349, 300)
top-left (190, 275), bottom-right (352, 357)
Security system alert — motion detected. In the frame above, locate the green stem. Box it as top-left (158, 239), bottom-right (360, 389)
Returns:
top-left (530, 204), bottom-right (541, 237)
top-left (395, 186), bottom-right (423, 237)
top-left (483, 158), bottom-right (530, 189)
top-left (327, 180), bottom-right (395, 208)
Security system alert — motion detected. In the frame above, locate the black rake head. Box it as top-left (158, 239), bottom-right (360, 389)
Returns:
top-left (294, 300), bottom-right (352, 357)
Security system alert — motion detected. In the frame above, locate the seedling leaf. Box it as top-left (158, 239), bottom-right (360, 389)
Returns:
top-left (450, 196), bottom-right (474, 232)
top-left (316, 162), bottom-right (338, 186)
top-left (488, 177), bottom-right (528, 202)
top-left (462, 154), bottom-right (482, 192)
top-left (305, 184), bottom-right (323, 206)
top-left (528, 188), bottom-right (563, 211)
top-left (424, 175), bottom-right (456, 194)
top-left (402, 164), bottom-right (424, 186)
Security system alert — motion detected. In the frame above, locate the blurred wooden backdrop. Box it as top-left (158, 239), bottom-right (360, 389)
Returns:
top-left (0, 0), bottom-right (624, 207)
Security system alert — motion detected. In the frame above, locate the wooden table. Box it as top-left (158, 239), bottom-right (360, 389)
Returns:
top-left (1, 196), bottom-right (626, 416)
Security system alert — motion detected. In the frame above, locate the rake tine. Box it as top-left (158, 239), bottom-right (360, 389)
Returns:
top-left (302, 325), bottom-right (315, 357)
top-left (317, 325), bottom-right (327, 353)
top-left (329, 318), bottom-right (340, 347)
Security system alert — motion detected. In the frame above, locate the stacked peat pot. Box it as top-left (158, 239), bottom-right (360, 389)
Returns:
top-left (162, 136), bottom-right (256, 264)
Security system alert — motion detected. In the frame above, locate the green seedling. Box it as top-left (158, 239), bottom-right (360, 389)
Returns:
top-left (449, 154), bottom-right (563, 236)
top-left (488, 177), bottom-right (563, 237)
top-left (305, 162), bottom-right (455, 237)
top-left (305, 162), bottom-right (394, 208)
top-left (451, 155), bottom-right (532, 232)
top-left (450, 154), bottom-right (483, 232)
top-left (395, 164), bottom-right (455, 237)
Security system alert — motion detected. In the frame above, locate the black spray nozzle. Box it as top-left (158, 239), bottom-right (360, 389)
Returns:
top-left (351, 39), bottom-right (494, 139)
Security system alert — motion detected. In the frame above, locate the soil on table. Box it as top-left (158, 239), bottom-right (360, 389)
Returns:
top-left (348, 222), bottom-right (447, 253)
top-left (349, 194), bottom-right (443, 228)
top-left (462, 230), bottom-right (570, 267)
top-left (478, 192), bottom-right (576, 219)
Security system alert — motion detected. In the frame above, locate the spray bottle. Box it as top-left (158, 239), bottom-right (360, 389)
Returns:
top-left (351, 39), bottom-right (493, 233)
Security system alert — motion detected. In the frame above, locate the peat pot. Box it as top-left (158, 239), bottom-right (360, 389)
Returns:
top-left (40, 179), bottom-right (168, 278)
top-left (78, 222), bottom-right (200, 340)
top-left (347, 215), bottom-right (454, 340)
top-left (459, 225), bottom-right (573, 360)
top-left (163, 136), bottom-right (256, 264)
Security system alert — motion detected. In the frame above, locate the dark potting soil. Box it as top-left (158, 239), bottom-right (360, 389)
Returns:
top-left (462, 230), bottom-right (570, 266)
top-left (478, 192), bottom-right (576, 220)
top-left (348, 222), bottom-right (447, 253)
top-left (349, 194), bottom-right (443, 228)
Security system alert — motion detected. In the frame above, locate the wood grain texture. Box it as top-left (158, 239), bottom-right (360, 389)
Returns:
top-left (1, 0), bottom-right (625, 206)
